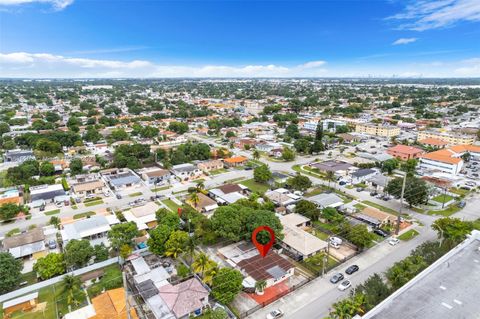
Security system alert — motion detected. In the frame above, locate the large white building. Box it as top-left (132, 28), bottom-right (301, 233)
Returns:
top-left (419, 144), bottom-right (480, 176)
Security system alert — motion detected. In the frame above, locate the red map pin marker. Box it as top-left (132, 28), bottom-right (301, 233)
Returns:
top-left (252, 225), bottom-right (275, 258)
top-left (177, 207), bottom-right (182, 217)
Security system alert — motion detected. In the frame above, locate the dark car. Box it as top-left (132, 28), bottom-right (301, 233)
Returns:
top-left (370, 191), bottom-right (378, 196)
top-left (345, 265), bottom-right (359, 275)
top-left (457, 201), bottom-right (466, 208)
top-left (374, 229), bottom-right (389, 237)
top-left (356, 188), bottom-right (363, 192)
top-left (339, 181), bottom-right (347, 186)
top-left (330, 273), bottom-right (344, 284)
top-left (116, 193), bottom-right (122, 199)
top-left (244, 166), bottom-right (253, 170)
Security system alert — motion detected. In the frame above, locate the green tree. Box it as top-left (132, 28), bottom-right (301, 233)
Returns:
top-left (164, 230), bottom-right (189, 258)
top-left (192, 252), bottom-right (212, 277)
top-left (108, 222), bottom-right (139, 251)
top-left (328, 293), bottom-right (366, 319)
top-left (294, 138), bottom-right (311, 153)
top-left (39, 161), bottom-right (55, 176)
top-left (386, 255), bottom-right (427, 290)
top-left (281, 146), bottom-right (296, 161)
top-left (0, 203), bottom-right (25, 222)
top-left (211, 205), bottom-right (246, 241)
top-left (355, 273), bottom-right (390, 311)
top-left (33, 253), bottom-right (66, 280)
top-left (245, 210), bottom-right (284, 244)
top-left (431, 217), bottom-right (474, 248)
top-left (0, 122), bottom-right (11, 135)
top-left (287, 173), bottom-right (312, 191)
top-left (326, 170), bottom-right (336, 187)
top-left (253, 164), bottom-right (272, 183)
top-left (381, 158), bottom-right (399, 174)
top-left (62, 275), bottom-right (82, 308)
top-left (386, 176), bottom-right (429, 207)
top-left (345, 224), bottom-right (375, 250)
top-left (0, 252), bottom-right (22, 294)
top-left (93, 244), bottom-right (109, 262)
top-left (321, 207), bottom-right (345, 224)
top-left (110, 128), bottom-right (129, 141)
top-left (155, 208), bottom-right (180, 230)
top-left (69, 158), bottom-right (83, 175)
top-left (211, 268), bottom-right (243, 304)
top-left (147, 225), bottom-right (173, 255)
top-left (201, 308), bottom-right (228, 319)
top-left (253, 149), bottom-right (260, 160)
top-left (64, 239), bottom-right (94, 268)
top-left (49, 216), bottom-right (60, 228)
top-left (315, 121), bottom-right (324, 141)
top-left (294, 200), bottom-right (321, 220)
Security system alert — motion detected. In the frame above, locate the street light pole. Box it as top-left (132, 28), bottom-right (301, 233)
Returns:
top-left (396, 172), bottom-right (407, 235)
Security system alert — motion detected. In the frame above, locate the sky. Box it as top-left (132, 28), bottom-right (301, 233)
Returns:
top-left (0, 0), bottom-right (480, 78)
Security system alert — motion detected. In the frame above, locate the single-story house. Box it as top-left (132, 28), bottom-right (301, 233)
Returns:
top-left (123, 202), bottom-right (160, 230)
top-left (3, 149), bottom-right (35, 163)
top-left (3, 292), bottom-right (38, 317)
top-left (71, 174), bottom-right (105, 197)
top-left (208, 183), bottom-right (248, 205)
top-left (30, 184), bottom-right (66, 203)
top-left (2, 228), bottom-right (47, 260)
top-left (366, 174), bottom-right (389, 192)
top-left (101, 168), bottom-right (143, 191)
top-left (197, 159), bottom-right (223, 173)
top-left (279, 213), bottom-right (328, 260)
top-left (350, 168), bottom-right (377, 184)
top-left (158, 278), bottom-right (209, 319)
top-left (224, 156), bottom-right (248, 168)
top-left (265, 188), bottom-right (300, 207)
top-left (310, 160), bottom-right (353, 176)
top-left (354, 206), bottom-right (397, 228)
top-left (0, 188), bottom-right (22, 205)
top-left (237, 252), bottom-right (294, 289)
top-left (188, 193), bottom-right (218, 215)
top-left (61, 215), bottom-right (113, 247)
top-left (308, 193), bottom-right (344, 208)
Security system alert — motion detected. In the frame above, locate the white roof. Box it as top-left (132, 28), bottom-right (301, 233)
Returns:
top-left (281, 224), bottom-right (328, 256)
top-left (280, 213), bottom-right (310, 227)
top-left (131, 256), bottom-right (151, 275)
top-left (9, 241), bottom-right (46, 259)
top-left (63, 305), bottom-right (96, 319)
top-left (308, 193), bottom-right (344, 208)
top-left (220, 192), bottom-right (246, 204)
top-left (61, 216), bottom-right (111, 241)
top-left (3, 292), bottom-right (38, 309)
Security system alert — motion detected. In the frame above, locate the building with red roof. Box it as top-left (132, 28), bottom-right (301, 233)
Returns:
top-left (387, 145), bottom-right (424, 160)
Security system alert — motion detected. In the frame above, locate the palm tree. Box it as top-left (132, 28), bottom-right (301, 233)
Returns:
top-left (203, 262), bottom-right (219, 285)
top-left (63, 275), bottom-right (82, 308)
top-left (326, 171), bottom-right (335, 188)
top-left (253, 149), bottom-right (260, 161)
top-left (189, 192), bottom-right (200, 208)
top-left (192, 252), bottom-right (211, 276)
top-left (196, 181), bottom-right (205, 193)
top-left (165, 245), bottom-right (184, 259)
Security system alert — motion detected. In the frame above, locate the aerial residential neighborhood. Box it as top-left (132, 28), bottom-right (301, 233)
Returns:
top-left (1, 1), bottom-right (480, 319)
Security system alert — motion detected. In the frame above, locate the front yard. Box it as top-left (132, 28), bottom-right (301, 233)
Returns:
top-left (240, 179), bottom-right (270, 194)
top-left (398, 229), bottom-right (419, 241)
top-left (162, 198), bottom-right (182, 213)
top-left (432, 194), bottom-right (454, 204)
top-left (427, 204), bottom-right (461, 217)
top-left (303, 253), bottom-right (338, 274)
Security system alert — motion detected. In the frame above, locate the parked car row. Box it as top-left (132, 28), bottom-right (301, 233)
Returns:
top-left (330, 264), bottom-right (360, 292)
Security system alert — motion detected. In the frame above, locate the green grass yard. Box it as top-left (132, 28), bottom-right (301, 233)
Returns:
top-left (151, 185), bottom-right (171, 192)
top-left (398, 229), bottom-right (420, 241)
top-left (303, 253), bottom-right (338, 274)
top-left (73, 211), bottom-right (96, 219)
top-left (427, 205), bottom-right (461, 217)
top-left (362, 200), bottom-right (399, 215)
top-left (240, 179), bottom-right (270, 194)
top-left (44, 209), bottom-right (60, 215)
top-left (162, 199), bottom-right (182, 213)
top-left (128, 192), bottom-right (143, 197)
top-left (84, 199), bottom-right (104, 207)
top-left (432, 194), bottom-right (454, 204)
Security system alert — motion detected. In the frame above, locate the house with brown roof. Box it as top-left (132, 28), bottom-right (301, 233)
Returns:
top-left (418, 138), bottom-right (448, 149)
top-left (2, 228), bottom-right (47, 260)
top-left (187, 193), bottom-right (218, 215)
top-left (419, 148), bottom-right (464, 175)
top-left (208, 183), bottom-right (248, 205)
top-left (138, 167), bottom-right (172, 186)
top-left (387, 145), bottom-right (424, 160)
top-left (354, 206), bottom-right (397, 228)
top-left (237, 251), bottom-right (294, 289)
top-left (71, 174), bottom-right (105, 197)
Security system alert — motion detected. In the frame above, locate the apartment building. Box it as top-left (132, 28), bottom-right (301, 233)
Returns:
top-left (417, 130), bottom-right (475, 145)
top-left (387, 145), bottom-right (425, 160)
top-left (355, 124), bottom-right (400, 137)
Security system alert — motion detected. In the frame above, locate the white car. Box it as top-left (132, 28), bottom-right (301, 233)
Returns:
top-left (266, 309), bottom-right (284, 319)
top-left (338, 280), bottom-right (352, 291)
top-left (388, 238), bottom-right (400, 246)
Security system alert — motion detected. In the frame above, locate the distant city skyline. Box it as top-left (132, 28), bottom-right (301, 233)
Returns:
top-left (1, 0), bottom-right (480, 78)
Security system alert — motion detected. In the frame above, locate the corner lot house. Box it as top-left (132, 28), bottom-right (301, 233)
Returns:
top-left (350, 168), bottom-right (377, 184)
top-left (30, 184), bottom-right (66, 203)
top-left (311, 160), bottom-right (353, 176)
top-left (223, 156), bottom-right (248, 168)
top-left (61, 215), bottom-right (113, 247)
top-left (2, 228), bottom-right (47, 261)
top-left (70, 174), bottom-right (105, 197)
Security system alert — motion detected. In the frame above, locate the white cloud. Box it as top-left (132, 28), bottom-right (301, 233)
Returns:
top-left (0, 0), bottom-right (73, 10)
top-left (454, 57), bottom-right (480, 76)
top-left (387, 0), bottom-right (480, 31)
top-left (0, 52), bottom-right (328, 78)
top-left (392, 38), bottom-right (418, 45)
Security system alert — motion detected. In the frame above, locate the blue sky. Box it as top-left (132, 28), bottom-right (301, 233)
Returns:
top-left (1, 0), bottom-right (479, 77)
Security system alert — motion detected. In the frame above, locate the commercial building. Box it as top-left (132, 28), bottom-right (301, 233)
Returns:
top-left (3, 149), bottom-right (35, 163)
top-left (417, 130), bottom-right (475, 145)
top-left (418, 144), bottom-right (480, 176)
top-left (355, 124), bottom-right (400, 137)
top-left (362, 230), bottom-right (480, 319)
top-left (387, 145), bottom-right (424, 160)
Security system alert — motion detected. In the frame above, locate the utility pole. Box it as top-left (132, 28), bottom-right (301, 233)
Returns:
top-left (396, 172), bottom-right (407, 235)
top-left (322, 242), bottom-right (330, 277)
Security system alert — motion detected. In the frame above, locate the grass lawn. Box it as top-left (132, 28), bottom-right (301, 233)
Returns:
top-left (240, 179), bottom-right (270, 194)
top-left (449, 187), bottom-right (470, 196)
top-left (162, 199), bottom-right (182, 213)
top-left (223, 176), bottom-right (247, 184)
top-left (354, 203), bottom-right (367, 211)
top-left (20, 271), bottom-right (38, 285)
top-left (72, 205), bottom-right (78, 209)
top-left (209, 168), bottom-right (228, 175)
top-left (129, 192), bottom-right (143, 197)
top-left (362, 200), bottom-right (398, 215)
top-left (303, 253), bottom-right (338, 273)
top-left (432, 194), bottom-right (454, 204)
top-left (84, 199), bottom-right (104, 207)
top-left (86, 264), bottom-right (122, 298)
top-left (472, 219), bottom-right (480, 230)
top-left (193, 178), bottom-right (206, 184)
top-left (313, 220), bottom-right (337, 232)
top-left (73, 211), bottom-right (96, 219)
top-left (311, 229), bottom-right (330, 240)
top-left (427, 205), bottom-right (461, 217)
top-left (45, 209), bottom-right (60, 215)
top-left (151, 185), bottom-right (171, 192)
top-left (410, 207), bottom-right (425, 214)
top-left (398, 229), bottom-right (420, 241)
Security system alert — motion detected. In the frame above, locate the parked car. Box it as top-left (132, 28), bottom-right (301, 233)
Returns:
top-left (339, 181), bottom-right (347, 186)
top-left (266, 309), bottom-right (284, 319)
top-left (47, 239), bottom-right (57, 249)
top-left (457, 201), bottom-right (466, 208)
top-left (370, 191), bottom-right (378, 196)
top-left (245, 166), bottom-right (253, 171)
top-left (356, 188), bottom-right (363, 192)
top-left (338, 280), bottom-right (352, 291)
top-left (330, 273), bottom-right (344, 284)
top-left (388, 238), bottom-right (400, 246)
top-left (374, 229), bottom-right (389, 237)
top-left (345, 265), bottom-right (359, 275)
top-left (116, 193), bottom-right (122, 199)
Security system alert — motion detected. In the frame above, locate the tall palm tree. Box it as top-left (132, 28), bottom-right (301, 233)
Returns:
top-left (165, 245), bottom-right (184, 259)
top-left (192, 252), bottom-right (211, 276)
top-left (189, 192), bottom-right (200, 208)
top-left (196, 181), bottom-right (205, 193)
top-left (63, 275), bottom-right (82, 308)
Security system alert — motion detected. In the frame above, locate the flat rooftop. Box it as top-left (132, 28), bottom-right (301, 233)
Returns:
top-left (364, 230), bottom-right (480, 319)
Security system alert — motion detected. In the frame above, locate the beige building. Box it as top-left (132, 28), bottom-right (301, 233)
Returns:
top-left (417, 130), bottom-right (475, 145)
top-left (355, 124), bottom-right (400, 137)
